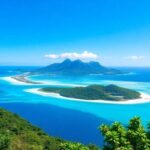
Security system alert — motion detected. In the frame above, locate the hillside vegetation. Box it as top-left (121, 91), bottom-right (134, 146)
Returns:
top-left (0, 108), bottom-right (98, 150)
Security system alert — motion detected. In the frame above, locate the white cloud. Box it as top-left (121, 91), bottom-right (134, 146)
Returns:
top-left (124, 55), bottom-right (145, 60)
top-left (45, 54), bottom-right (59, 59)
top-left (45, 51), bottom-right (98, 60)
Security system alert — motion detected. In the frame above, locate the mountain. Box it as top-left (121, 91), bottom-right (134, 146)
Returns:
top-left (37, 59), bottom-right (123, 75)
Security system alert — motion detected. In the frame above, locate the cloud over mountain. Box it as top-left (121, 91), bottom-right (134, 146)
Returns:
top-left (45, 51), bottom-right (98, 60)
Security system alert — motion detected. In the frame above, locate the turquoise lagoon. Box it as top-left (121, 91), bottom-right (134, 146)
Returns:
top-left (0, 66), bottom-right (150, 146)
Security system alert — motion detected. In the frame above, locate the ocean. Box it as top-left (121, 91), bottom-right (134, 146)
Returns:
top-left (0, 66), bottom-right (150, 147)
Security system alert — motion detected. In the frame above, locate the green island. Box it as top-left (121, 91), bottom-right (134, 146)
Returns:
top-left (40, 84), bottom-right (141, 101)
top-left (1, 108), bottom-right (150, 150)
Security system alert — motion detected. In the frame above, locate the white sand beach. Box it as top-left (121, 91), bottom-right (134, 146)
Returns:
top-left (25, 88), bottom-right (150, 104)
top-left (1, 76), bottom-right (31, 85)
top-left (1, 76), bottom-right (85, 87)
top-left (1, 76), bottom-right (55, 85)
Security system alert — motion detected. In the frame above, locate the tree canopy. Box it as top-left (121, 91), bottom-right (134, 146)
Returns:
top-left (100, 117), bottom-right (150, 150)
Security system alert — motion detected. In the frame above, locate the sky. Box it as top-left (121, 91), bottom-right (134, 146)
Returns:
top-left (0, 0), bottom-right (150, 66)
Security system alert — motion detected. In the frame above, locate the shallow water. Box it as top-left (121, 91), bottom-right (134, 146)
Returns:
top-left (0, 66), bottom-right (150, 146)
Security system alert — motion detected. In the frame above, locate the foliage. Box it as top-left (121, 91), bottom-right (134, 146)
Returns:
top-left (59, 142), bottom-right (100, 150)
top-left (0, 134), bottom-right (10, 150)
top-left (60, 142), bottom-right (89, 150)
top-left (99, 117), bottom-right (150, 150)
top-left (87, 144), bottom-right (100, 150)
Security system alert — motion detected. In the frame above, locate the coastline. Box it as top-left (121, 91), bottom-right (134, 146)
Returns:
top-left (1, 76), bottom-right (42, 85)
top-left (1, 75), bottom-right (85, 87)
top-left (2, 76), bottom-right (32, 85)
top-left (25, 88), bottom-right (150, 104)
top-left (3, 74), bottom-right (150, 105)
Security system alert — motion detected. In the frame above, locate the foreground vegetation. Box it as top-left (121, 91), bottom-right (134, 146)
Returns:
top-left (0, 108), bottom-right (149, 150)
top-left (40, 84), bottom-right (140, 101)
top-left (100, 117), bottom-right (150, 150)
top-left (0, 108), bottom-right (98, 150)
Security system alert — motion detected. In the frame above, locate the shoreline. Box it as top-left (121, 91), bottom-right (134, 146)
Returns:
top-left (1, 76), bottom-right (42, 85)
top-left (2, 76), bottom-right (32, 85)
top-left (1, 75), bottom-right (85, 87)
top-left (25, 88), bottom-right (150, 104)
top-left (12, 75), bottom-right (42, 84)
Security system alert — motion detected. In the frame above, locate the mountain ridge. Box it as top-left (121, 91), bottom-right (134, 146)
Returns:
top-left (37, 59), bottom-right (123, 75)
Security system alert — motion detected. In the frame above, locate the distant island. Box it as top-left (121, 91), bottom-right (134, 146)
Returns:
top-left (3, 59), bottom-right (126, 85)
top-left (36, 59), bottom-right (124, 75)
top-left (39, 84), bottom-right (141, 101)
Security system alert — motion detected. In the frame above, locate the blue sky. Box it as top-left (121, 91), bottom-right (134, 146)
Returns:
top-left (0, 0), bottom-right (150, 66)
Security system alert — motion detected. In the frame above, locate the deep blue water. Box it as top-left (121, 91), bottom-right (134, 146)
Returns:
top-left (0, 103), bottom-right (111, 146)
top-left (1, 66), bottom-right (150, 147)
